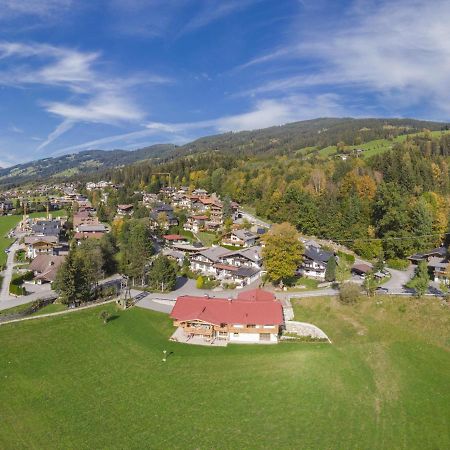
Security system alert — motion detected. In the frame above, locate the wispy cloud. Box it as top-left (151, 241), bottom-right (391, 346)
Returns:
top-left (0, 41), bottom-right (170, 150)
top-left (237, 0), bottom-right (450, 117)
top-left (53, 92), bottom-right (348, 155)
top-left (181, 0), bottom-right (260, 34)
top-left (0, 0), bottom-right (73, 20)
top-left (109, 0), bottom-right (260, 38)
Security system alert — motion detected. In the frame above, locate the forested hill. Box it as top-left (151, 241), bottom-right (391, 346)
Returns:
top-left (0, 144), bottom-right (177, 187)
top-left (174, 117), bottom-right (447, 158)
top-left (1, 117), bottom-right (448, 188)
top-left (95, 120), bottom-right (450, 263)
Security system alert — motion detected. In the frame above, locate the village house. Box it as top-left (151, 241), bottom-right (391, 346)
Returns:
top-left (150, 203), bottom-right (179, 229)
top-left (24, 235), bottom-right (60, 259)
top-left (117, 204), bottom-right (134, 216)
top-left (409, 246), bottom-right (449, 284)
top-left (170, 289), bottom-right (284, 345)
top-left (29, 254), bottom-right (66, 284)
top-left (298, 245), bottom-right (335, 280)
top-left (31, 219), bottom-right (62, 237)
top-left (222, 229), bottom-right (259, 247)
top-left (184, 215), bottom-right (208, 233)
top-left (73, 210), bottom-right (99, 231)
top-left (190, 246), bottom-right (230, 275)
top-left (0, 199), bottom-right (13, 215)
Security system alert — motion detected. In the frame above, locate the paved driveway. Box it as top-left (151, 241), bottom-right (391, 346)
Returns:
top-left (383, 266), bottom-right (415, 293)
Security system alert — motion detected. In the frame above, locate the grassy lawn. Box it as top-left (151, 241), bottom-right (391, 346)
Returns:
top-left (30, 303), bottom-right (67, 316)
top-left (0, 215), bottom-right (22, 266)
top-left (0, 296), bottom-right (449, 449)
top-left (197, 231), bottom-right (216, 247)
top-left (0, 210), bottom-right (67, 267)
top-left (288, 277), bottom-right (320, 291)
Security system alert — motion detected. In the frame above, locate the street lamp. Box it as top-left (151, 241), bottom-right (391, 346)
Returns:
top-left (162, 350), bottom-right (167, 362)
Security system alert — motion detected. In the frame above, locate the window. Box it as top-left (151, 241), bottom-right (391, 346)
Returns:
top-left (233, 332), bottom-right (239, 337)
top-left (247, 324), bottom-right (256, 328)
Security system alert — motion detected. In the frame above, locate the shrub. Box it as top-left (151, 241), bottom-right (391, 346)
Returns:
top-left (196, 275), bottom-right (204, 289)
top-left (337, 251), bottom-right (355, 265)
top-left (387, 258), bottom-right (409, 270)
top-left (339, 282), bottom-right (362, 304)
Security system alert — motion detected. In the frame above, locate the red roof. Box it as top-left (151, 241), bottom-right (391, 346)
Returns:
top-left (237, 289), bottom-right (276, 302)
top-left (163, 234), bottom-right (185, 241)
top-left (170, 294), bottom-right (283, 326)
top-left (192, 215), bottom-right (208, 220)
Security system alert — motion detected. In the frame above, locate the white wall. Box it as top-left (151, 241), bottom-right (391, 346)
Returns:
top-left (228, 332), bottom-right (278, 343)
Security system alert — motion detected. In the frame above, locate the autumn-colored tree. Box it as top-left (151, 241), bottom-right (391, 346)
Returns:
top-left (262, 222), bottom-right (303, 284)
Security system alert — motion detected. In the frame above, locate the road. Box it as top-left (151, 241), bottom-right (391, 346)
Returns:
top-left (0, 240), bottom-right (21, 304)
top-left (238, 210), bottom-right (271, 229)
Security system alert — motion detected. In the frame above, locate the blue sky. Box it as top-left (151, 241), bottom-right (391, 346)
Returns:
top-left (0, 0), bottom-right (449, 167)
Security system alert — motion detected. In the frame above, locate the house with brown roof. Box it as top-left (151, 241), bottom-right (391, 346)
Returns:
top-left (29, 254), bottom-right (66, 284)
top-left (170, 289), bottom-right (283, 345)
top-left (24, 235), bottom-right (59, 259)
top-left (117, 204), bottom-right (134, 216)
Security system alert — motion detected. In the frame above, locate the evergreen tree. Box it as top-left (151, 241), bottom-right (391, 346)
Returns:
top-left (325, 256), bottom-right (337, 282)
top-left (408, 261), bottom-right (430, 297)
top-left (148, 255), bottom-right (177, 292)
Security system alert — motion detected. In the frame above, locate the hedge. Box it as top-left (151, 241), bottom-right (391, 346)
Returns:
top-left (9, 270), bottom-right (34, 296)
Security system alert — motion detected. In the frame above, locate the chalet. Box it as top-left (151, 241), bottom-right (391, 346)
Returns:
top-left (209, 200), bottom-right (223, 224)
top-left (222, 229), bottom-right (259, 247)
top-left (213, 264), bottom-right (261, 287)
top-left (184, 215), bottom-right (208, 233)
top-left (408, 247), bottom-right (447, 264)
top-left (31, 219), bottom-right (61, 237)
top-left (190, 246), bottom-right (230, 275)
top-left (218, 246), bottom-right (262, 269)
top-left (162, 248), bottom-right (185, 265)
top-left (73, 210), bottom-right (99, 231)
top-left (150, 203), bottom-right (179, 228)
top-left (24, 235), bottom-right (59, 259)
top-left (142, 193), bottom-right (158, 206)
top-left (117, 204), bottom-right (134, 216)
top-left (29, 254), bottom-right (65, 284)
top-left (427, 257), bottom-right (449, 284)
top-left (170, 289), bottom-right (283, 345)
top-left (163, 234), bottom-right (189, 246)
top-left (298, 245), bottom-right (335, 280)
top-left (0, 199), bottom-right (13, 215)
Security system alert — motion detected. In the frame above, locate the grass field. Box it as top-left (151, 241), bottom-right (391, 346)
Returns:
top-left (0, 215), bottom-right (22, 266)
top-left (0, 295), bottom-right (449, 449)
top-left (0, 210), bottom-right (67, 266)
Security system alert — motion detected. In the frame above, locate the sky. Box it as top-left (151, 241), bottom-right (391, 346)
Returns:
top-left (0, 0), bottom-right (449, 167)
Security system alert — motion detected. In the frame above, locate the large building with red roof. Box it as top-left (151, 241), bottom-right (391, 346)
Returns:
top-left (170, 289), bottom-right (284, 344)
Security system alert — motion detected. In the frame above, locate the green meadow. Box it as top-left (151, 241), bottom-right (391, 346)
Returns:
top-left (0, 295), bottom-right (448, 449)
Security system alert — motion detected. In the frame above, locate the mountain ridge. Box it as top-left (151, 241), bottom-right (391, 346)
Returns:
top-left (1, 117), bottom-right (448, 188)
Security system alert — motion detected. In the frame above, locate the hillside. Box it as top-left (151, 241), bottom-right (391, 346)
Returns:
top-left (0, 144), bottom-right (177, 188)
top-left (0, 117), bottom-right (448, 188)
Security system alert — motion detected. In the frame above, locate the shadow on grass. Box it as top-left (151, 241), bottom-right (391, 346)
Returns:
top-left (106, 314), bottom-right (120, 323)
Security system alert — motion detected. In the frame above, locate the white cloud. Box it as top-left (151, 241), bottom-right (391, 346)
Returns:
top-left (35, 120), bottom-right (74, 152)
top-left (53, 93), bottom-right (348, 155)
top-left (0, 0), bottom-right (73, 19)
top-left (0, 41), bottom-right (170, 149)
top-left (237, 0), bottom-right (450, 117)
top-left (181, 0), bottom-right (259, 34)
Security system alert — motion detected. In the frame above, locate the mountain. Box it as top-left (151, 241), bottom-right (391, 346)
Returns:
top-left (1, 117), bottom-right (448, 188)
top-left (0, 144), bottom-right (177, 187)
